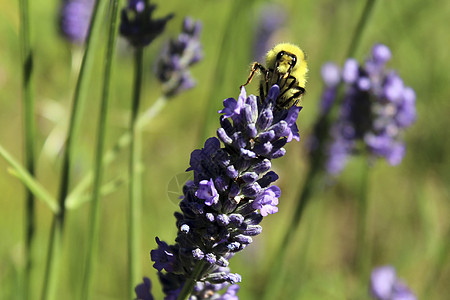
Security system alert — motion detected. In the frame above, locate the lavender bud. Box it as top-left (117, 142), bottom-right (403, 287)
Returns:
top-left (205, 253), bottom-right (217, 265)
top-left (120, 0), bottom-right (174, 47)
top-left (216, 214), bottom-right (230, 226)
top-left (256, 108), bottom-right (273, 130)
top-left (217, 128), bottom-right (233, 145)
top-left (242, 225), bottom-right (263, 236)
top-left (240, 172), bottom-right (258, 183)
top-left (241, 182), bottom-right (261, 197)
top-left (192, 248), bottom-right (204, 260)
top-left (251, 159), bottom-right (271, 173)
top-left (257, 171), bottom-right (279, 188)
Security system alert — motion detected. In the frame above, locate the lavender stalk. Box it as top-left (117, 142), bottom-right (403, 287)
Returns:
top-left (19, 0), bottom-right (36, 297)
top-left (65, 16), bottom-right (202, 209)
top-left (80, 0), bottom-right (121, 298)
top-left (41, 0), bottom-right (109, 299)
top-left (137, 84), bottom-right (303, 299)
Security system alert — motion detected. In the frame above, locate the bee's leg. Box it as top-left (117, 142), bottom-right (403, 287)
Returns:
top-left (278, 76), bottom-right (298, 99)
top-left (259, 82), bottom-right (265, 100)
top-left (278, 86), bottom-right (305, 107)
top-left (240, 63), bottom-right (267, 89)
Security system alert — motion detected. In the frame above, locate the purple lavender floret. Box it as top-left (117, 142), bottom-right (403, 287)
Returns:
top-left (120, 0), bottom-right (174, 47)
top-left (156, 17), bottom-right (203, 97)
top-left (370, 266), bottom-right (417, 300)
top-left (137, 85), bottom-right (302, 299)
top-left (319, 44), bottom-right (416, 174)
top-left (59, 0), bottom-right (94, 44)
top-left (135, 277), bottom-right (154, 300)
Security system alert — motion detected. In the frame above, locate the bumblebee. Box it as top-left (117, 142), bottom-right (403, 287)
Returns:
top-left (241, 43), bottom-right (308, 108)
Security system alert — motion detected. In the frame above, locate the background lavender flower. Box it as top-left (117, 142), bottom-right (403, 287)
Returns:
top-left (120, 0), bottom-right (174, 47)
top-left (59, 0), bottom-right (94, 44)
top-left (370, 266), bottom-right (417, 300)
top-left (140, 85), bottom-right (302, 298)
top-left (320, 44), bottom-right (417, 174)
top-left (155, 17), bottom-right (203, 97)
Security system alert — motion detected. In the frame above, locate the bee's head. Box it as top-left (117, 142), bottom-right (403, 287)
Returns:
top-left (275, 50), bottom-right (297, 74)
top-left (266, 43), bottom-right (307, 76)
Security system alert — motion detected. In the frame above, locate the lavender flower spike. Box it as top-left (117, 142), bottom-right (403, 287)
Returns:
top-left (120, 0), bottom-right (174, 47)
top-left (370, 266), bottom-right (417, 300)
top-left (155, 17), bottom-right (203, 97)
top-left (138, 84), bottom-right (303, 299)
top-left (318, 43), bottom-right (417, 174)
top-left (59, 0), bottom-right (94, 44)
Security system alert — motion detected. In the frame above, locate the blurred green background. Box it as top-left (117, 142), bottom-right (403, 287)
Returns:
top-left (1, 0), bottom-right (449, 299)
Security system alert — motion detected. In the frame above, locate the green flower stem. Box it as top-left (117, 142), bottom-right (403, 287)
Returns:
top-left (40, 0), bottom-right (109, 299)
top-left (0, 145), bottom-right (58, 213)
top-left (18, 0), bottom-right (36, 297)
top-left (423, 227), bottom-right (450, 298)
top-left (176, 261), bottom-right (207, 300)
top-left (355, 158), bottom-right (371, 280)
top-left (80, 0), bottom-right (121, 299)
top-left (65, 95), bottom-right (167, 209)
top-left (128, 46), bottom-right (144, 299)
top-left (345, 0), bottom-right (377, 59)
top-left (66, 177), bottom-right (125, 209)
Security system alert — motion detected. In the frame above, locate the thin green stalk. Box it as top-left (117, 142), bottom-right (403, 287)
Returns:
top-left (0, 145), bottom-right (58, 213)
top-left (41, 0), bottom-right (109, 299)
top-left (65, 95), bottom-right (167, 209)
top-left (422, 224), bottom-right (450, 298)
top-left (258, 1), bottom-right (378, 298)
top-left (345, 0), bottom-right (377, 60)
top-left (355, 158), bottom-right (371, 283)
top-left (19, 0), bottom-right (36, 297)
top-left (80, 0), bottom-right (121, 299)
top-left (176, 262), bottom-right (206, 300)
top-left (128, 46), bottom-right (144, 299)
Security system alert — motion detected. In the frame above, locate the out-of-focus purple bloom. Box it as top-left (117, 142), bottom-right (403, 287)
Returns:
top-left (252, 5), bottom-right (286, 61)
top-left (370, 266), bottom-right (417, 300)
top-left (156, 17), bottom-right (203, 97)
top-left (140, 85), bottom-right (302, 298)
top-left (135, 277), bottom-right (154, 300)
top-left (59, 0), bottom-right (94, 44)
top-left (217, 284), bottom-right (240, 300)
top-left (321, 63), bottom-right (341, 87)
top-left (319, 63), bottom-right (341, 115)
top-left (120, 0), bottom-right (173, 47)
top-left (316, 44), bottom-right (416, 174)
top-left (342, 59), bottom-right (359, 83)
